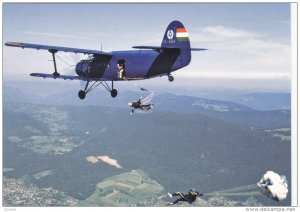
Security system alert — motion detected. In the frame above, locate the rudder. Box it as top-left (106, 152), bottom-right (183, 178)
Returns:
top-left (161, 20), bottom-right (191, 49)
top-left (161, 20), bottom-right (191, 67)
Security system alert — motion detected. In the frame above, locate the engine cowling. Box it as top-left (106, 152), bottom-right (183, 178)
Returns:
top-left (75, 60), bottom-right (90, 77)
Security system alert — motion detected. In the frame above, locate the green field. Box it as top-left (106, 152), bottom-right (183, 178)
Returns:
top-left (80, 169), bottom-right (164, 206)
top-left (265, 128), bottom-right (291, 142)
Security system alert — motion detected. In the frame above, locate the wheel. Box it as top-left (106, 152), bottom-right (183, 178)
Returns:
top-left (78, 90), bottom-right (86, 99)
top-left (168, 75), bottom-right (174, 82)
top-left (111, 89), bottom-right (118, 98)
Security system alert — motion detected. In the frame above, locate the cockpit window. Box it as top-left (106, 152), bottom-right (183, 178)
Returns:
top-left (87, 55), bottom-right (94, 60)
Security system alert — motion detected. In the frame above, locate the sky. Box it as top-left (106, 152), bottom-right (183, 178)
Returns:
top-left (2, 3), bottom-right (293, 92)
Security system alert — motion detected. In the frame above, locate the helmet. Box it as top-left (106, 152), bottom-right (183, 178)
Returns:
top-left (189, 189), bottom-right (198, 196)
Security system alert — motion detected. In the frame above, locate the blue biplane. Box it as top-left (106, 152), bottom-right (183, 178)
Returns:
top-left (5, 20), bottom-right (206, 99)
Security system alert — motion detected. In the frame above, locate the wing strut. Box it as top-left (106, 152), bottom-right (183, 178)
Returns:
top-left (49, 49), bottom-right (60, 77)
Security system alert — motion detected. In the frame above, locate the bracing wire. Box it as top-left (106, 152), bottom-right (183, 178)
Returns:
top-left (56, 54), bottom-right (73, 66)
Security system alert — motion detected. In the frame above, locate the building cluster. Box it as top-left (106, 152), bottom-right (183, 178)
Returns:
top-left (3, 178), bottom-right (78, 207)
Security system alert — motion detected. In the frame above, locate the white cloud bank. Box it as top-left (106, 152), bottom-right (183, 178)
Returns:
top-left (188, 25), bottom-right (291, 80)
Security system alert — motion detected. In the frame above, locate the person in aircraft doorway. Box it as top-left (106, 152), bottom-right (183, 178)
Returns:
top-left (117, 60), bottom-right (126, 79)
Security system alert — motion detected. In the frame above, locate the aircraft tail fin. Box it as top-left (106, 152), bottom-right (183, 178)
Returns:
top-left (133, 21), bottom-right (207, 53)
top-left (161, 20), bottom-right (191, 49)
top-left (133, 21), bottom-right (206, 72)
top-left (161, 20), bottom-right (192, 66)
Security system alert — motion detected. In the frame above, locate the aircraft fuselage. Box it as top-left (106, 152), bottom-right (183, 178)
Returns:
top-left (75, 48), bottom-right (190, 81)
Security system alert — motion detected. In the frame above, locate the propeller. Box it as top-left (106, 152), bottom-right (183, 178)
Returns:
top-left (56, 52), bottom-right (84, 75)
top-left (55, 53), bottom-right (86, 88)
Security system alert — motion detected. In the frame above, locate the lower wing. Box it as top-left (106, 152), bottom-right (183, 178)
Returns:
top-left (30, 73), bottom-right (109, 82)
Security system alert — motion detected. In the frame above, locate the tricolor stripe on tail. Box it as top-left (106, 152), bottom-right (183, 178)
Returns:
top-left (176, 28), bottom-right (189, 42)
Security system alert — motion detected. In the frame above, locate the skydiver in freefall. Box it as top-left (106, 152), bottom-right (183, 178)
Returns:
top-left (130, 98), bottom-right (142, 114)
top-left (167, 189), bottom-right (203, 205)
top-left (129, 97), bottom-right (153, 114)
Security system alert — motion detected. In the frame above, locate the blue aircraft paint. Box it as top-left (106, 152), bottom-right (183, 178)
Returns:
top-left (5, 20), bottom-right (206, 98)
top-left (102, 21), bottom-right (192, 80)
top-left (161, 20), bottom-right (191, 68)
top-left (105, 50), bottom-right (159, 80)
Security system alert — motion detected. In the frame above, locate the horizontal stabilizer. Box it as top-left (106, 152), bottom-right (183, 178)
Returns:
top-left (5, 42), bottom-right (112, 56)
top-left (132, 46), bottom-right (179, 51)
top-left (132, 46), bottom-right (162, 50)
top-left (132, 46), bottom-right (207, 52)
top-left (191, 48), bottom-right (208, 51)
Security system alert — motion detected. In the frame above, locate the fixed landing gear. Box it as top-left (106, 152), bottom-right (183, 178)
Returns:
top-left (168, 74), bottom-right (174, 82)
top-left (78, 90), bottom-right (86, 99)
top-left (111, 89), bottom-right (118, 98)
top-left (78, 80), bottom-right (118, 100)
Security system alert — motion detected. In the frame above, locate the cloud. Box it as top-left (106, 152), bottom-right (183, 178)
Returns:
top-left (192, 25), bottom-right (289, 51)
top-left (23, 31), bottom-right (97, 41)
top-left (202, 25), bottom-right (259, 39)
top-left (177, 70), bottom-right (291, 79)
top-left (188, 25), bottom-right (291, 81)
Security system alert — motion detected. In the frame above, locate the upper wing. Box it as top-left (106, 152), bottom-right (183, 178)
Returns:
top-left (5, 42), bottom-right (112, 56)
top-left (30, 73), bottom-right (110, 82)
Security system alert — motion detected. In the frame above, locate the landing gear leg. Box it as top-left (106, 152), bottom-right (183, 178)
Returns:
top-left (78, 80), bottom-right (89, 100)
top-left (77, 80), bottom-right (118, 100)
top-left (110, 81), bottom-right (118, 98)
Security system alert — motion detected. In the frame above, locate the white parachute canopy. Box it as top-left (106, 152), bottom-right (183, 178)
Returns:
top-left (257, 171), bottom-right (288, 201)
